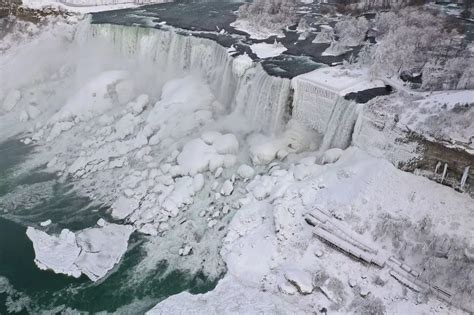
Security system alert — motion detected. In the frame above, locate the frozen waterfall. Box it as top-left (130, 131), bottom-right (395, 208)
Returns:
top-left (85, 23), bottom-right (291, 134)
top-left (81, 22), bottom-right (361, 146)
top-left (291, 76), bottom-right (362, 151)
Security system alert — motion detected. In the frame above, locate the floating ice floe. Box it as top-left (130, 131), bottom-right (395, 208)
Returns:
top-left (250, 42), bottom-right (287, 59)
top-left (26, 222), bottom-right (133, 281)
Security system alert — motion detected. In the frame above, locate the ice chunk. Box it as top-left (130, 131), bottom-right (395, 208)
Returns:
top-left (40, 219), bottom-right (52, 227)
top-left (74, 223), bottom-right (134, 281)
top-left (213, 134), bottom-right (239, 155)
top-left (221, 180), bottom-right (234, 196)
top-left (111, 195), bottom-right (139, 220)
top-left (26, 227), bottom-right (82, 278)
top-left (321, 148), bottom-right (343, 164)
top-left (250, 42), bottom-right (287, 59)
top-left (177, 138), bottom-right (215, 175)
top-left (27, 223), bottom-right (133, 282)
top-left (237, 164), bottom-right (255, 179)
top-left (284, 269), bottom-right (313, 294)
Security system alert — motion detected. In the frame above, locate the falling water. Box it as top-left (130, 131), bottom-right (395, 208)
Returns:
top-left (86, 23), bottom-right (291, 134)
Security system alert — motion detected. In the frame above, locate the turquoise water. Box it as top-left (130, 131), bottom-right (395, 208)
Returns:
top-left (0, 139), bottom-right (219, 313)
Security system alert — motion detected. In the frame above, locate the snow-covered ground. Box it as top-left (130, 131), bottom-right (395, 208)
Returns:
top-left (0, 13), bottom-right (472, 314)
top-left (150, 147), bottom-right (473, 313)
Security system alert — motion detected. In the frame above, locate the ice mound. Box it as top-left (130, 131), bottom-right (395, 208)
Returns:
top-left (27, 222), bottom-right (133, 281)
top-left (50, 70), bottom-right (132, 124)
top-left (177, 133), bottom-right (239, 175)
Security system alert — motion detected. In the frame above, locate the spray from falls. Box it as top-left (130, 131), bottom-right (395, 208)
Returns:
top-left (85, 23), bottom-right (291, 134)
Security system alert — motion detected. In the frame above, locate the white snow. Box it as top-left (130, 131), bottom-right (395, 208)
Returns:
top-left (231, 19), bottom-right (285, 40)
top-left (250, 42), bottom-right (287, 59)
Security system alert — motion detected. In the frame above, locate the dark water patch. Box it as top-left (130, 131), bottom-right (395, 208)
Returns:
top-left (262, 54), bottom-right (324, 78)
top-left (344, 85), bottom-right (393, 104)
top-left (90, 0), bottom-right (354, 74)
top-left (0, 139), bottom-right (34, 196)
top-left (92, 1), bottom-right (242, 33)
top-left (62, 235), bottom-right (220, 313)
top-left (0, 217), bottom-right (85, 296)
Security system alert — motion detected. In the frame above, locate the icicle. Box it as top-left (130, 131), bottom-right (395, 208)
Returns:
top-left (441, 163), bottom-right (448, 183)
top-left (460, 166), bottom-right (470, 190)
top-left (435, 161), bottom-right (441, 174)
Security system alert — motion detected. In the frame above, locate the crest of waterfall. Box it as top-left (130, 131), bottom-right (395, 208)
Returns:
top-left (80, 22), bottom-right (291, 134)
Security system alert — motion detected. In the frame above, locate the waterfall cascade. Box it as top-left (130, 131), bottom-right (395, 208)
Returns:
top-left (86, 24), bottom-right (291, 134)
top-left (84, 22), bottom-right (361, 147)
top-left (291, 76), bottom-right (362, 151)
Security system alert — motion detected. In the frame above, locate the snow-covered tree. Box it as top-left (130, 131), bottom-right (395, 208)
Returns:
top-left (365, 7), bottom-right (472, 90)
top-left (335, 16), bottom-right (369, 47)
top-left (312, 25), bottom-right (334, 44)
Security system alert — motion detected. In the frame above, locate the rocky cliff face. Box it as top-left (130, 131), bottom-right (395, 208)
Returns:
top-left (353, 95), bottom-right (473, 196)
top-left (0, 0), bottom-right (68, 21)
